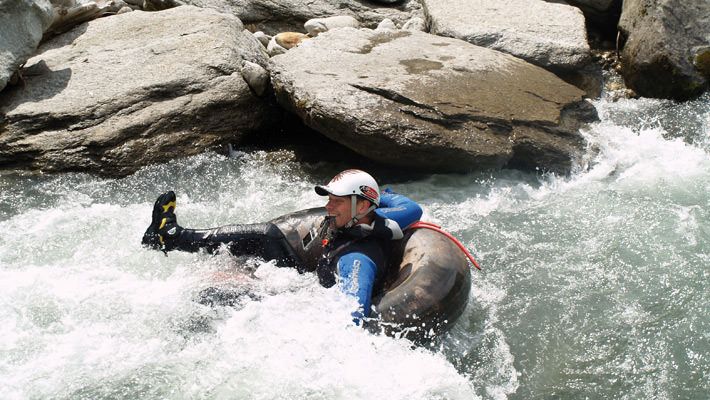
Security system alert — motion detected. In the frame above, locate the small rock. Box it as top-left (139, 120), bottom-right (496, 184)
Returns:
top-left (376, 18), bottom-right (396, 31)
top-left (241, 61), bottom-right (269, 96)
top-left (253, 31), bottom-right (271, 48)
top-left (112, 0), bottom-right (130, 9)
top-left (606, 81), bottom-right (624, 91)
top-left (267, 37), bottom-right (287, 57)
top-left (402, 17), bottom-right (426, 32)
top-left (142, 0), bottom-right (180, 11)
top-left (608, 88), bottom-right (637, 102)
top-left (274, 32), bottom-right (309, 49)
top-left (117, 6), bottom-right (132, 14)
top-left (304, 15), bottom-right (359, 37)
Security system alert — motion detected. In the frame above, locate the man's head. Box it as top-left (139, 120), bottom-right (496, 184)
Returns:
top-left (315, 169), bottom-right (380, 229)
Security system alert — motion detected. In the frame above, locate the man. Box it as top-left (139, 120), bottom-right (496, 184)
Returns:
top-left (313, 169), bottom-right (421, 321)
top-left (142, 169), bottom-right (422, 322)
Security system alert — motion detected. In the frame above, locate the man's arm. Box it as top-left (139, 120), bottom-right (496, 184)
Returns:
top-left (336, 252), bottom-right (377, 323)
top-left (372, 190), bottom-right (423, 239)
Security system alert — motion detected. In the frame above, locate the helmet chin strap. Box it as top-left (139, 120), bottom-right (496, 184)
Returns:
top-left (345, 195), bottom-right (376, 229)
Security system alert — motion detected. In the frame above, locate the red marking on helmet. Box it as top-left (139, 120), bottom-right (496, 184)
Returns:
top-left (360, 185), bottom-right (378, 202)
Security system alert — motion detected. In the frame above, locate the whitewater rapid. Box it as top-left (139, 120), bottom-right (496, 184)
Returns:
top-left (1, 93), bottom-right (708, 399)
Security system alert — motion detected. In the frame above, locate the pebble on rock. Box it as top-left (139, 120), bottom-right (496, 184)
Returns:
top-left (267, 37), bottom-right (287, 56)
top-left (402, 17), bottom-right (426, 32)
top-left (274, 32), bottom-right (309, 49)
top-left (253, 31), bottom-right (271, 48)
top-left (376, 18), bottom-right (397, 31)
top-left (241, 61), bottom-right (270, 96)
top-left (304, 15), bottom-right (359, 37)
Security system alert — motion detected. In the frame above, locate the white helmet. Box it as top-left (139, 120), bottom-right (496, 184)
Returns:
top-left (315, 169), bottom-right (380, 206)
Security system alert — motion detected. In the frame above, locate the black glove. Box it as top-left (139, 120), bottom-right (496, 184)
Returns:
top-left (142, 191), bottom-right (183, 252)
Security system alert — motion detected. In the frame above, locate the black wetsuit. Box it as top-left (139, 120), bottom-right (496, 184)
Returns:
top-left (144, 191), bottom-right (423, 319)
top-left (164, 222), bottom-right (300, 269)
top-left (165, 217), bottom-right (391, 285)
top-left (316, 219), bottom-right (389, 290)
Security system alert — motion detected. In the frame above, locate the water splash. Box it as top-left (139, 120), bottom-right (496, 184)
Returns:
top-left (0, 152), bottom-right (477, 400)
top-left (1, 93), bottom-right (709, 399)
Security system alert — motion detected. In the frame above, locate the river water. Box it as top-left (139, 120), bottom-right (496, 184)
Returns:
top-left (1, 92), bottom-right (708, 399)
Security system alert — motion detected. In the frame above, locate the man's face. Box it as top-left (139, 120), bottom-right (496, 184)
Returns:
top-left (325, 194), bottom-right (352, 228)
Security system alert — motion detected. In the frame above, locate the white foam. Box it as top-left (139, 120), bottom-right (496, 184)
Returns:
top-left (0, 172), bottom-right (477, 399)
top-left (2, 93), bottom-right (709, 398)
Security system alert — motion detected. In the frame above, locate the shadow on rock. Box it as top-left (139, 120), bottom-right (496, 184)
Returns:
top-left (0, 62), bottom-right (72, 112)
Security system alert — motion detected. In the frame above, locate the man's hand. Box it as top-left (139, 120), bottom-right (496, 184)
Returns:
top-left (141, 191), bottom-right (182, 252)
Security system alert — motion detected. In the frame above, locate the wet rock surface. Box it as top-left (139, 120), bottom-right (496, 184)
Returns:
top-left (0, 0), bottom-right (54, 91)
top-left (0, 6), bottom-right (274, 176)
top-left (270, 28), bottom-right (597, 174)
top-left (422, 0), bottom-right (601, 96)
top-left (618, 0), bottom-right (710, 100)
top-left (423, 0), bottom-right (591, 70)
top-left (3, 0), bottom-right (702, 176)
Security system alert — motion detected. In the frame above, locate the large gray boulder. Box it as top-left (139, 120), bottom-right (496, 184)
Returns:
top-left (0, 6), bottom-right (275, 176)
top-left (0, 0), bottom-right (54, 91)
top-left (422, 0), bottom-right (601, 96)
top-left (270, 28), bottom-right (597, 174)
top-left (179, 0), bottom-right (420, 35)
top-left (618, 0), bottom-right (710, 100)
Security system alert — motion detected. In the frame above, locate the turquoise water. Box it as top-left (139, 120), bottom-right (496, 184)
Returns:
top-left (0, 94), bottom-right (708, 399)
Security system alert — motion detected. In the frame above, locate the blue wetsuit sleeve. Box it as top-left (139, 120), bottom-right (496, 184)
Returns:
top-left (336, 252), bottom-right (377, 323)
top-left (375, 189), bottom-right (423, 229)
